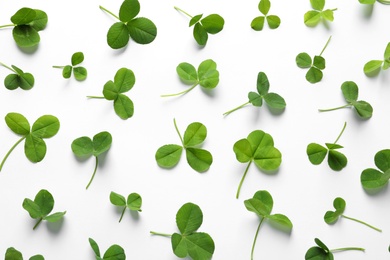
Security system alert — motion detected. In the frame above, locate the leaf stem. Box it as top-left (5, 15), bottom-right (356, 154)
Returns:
top-left (331, 8), bottom-right (338, 11)
top-left (99, 5), bottom-right (120, 20)
top-left (173, 118), bottom-right (184, 146)
top-left (86, 96), bottom-right (105, 99)
top-left (0, 24), bottom-right (15, 29)
top-left (0, 62), bottom-right (16, 72)
top-left (223, 102), bottom-right (250, 116)
top-left (52, 66), bottom-right (65, 69)
top-left (150, 231), bottom-right (172, 237)
top-left (236, 160), bottom-right (253, 199)
top-left (86, 156), bottom-right (99, 189)
top-left (119, 206), bottom-right (126, 222)
top-left (160, 83), bottom-right (199, 97)
top-left (0, 136), bottom-right (26, 172)
top-left (333, 122), bottom-right (347, 144)
top-left (251, 217), bottom-right (265, 260)
top-left (330, 247), bottom-right (365, 253)
top-left (174, 6), bottom-right (193, 18)
top-left (33, 218), bottom-right (43, 230)
top-left (341, 215), bottom-right (382, 232)
top-left (318, 104), bottom-right (351, 112)
top-left (319, 36), bottom-right (332, 56)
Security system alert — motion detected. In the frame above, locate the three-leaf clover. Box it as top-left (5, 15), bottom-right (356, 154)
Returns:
top-left (155, 119), bottom-right (213, 173)
top-left (99, 0), bottom-right (157, 49)
top-left (0, 113), bottom-right (60, 172)
top-left (174, 6), bottom-right (224, 46)
top-left (251, 0), bottom-right (281, 31)
top-left (89, 238), bottom-right (126, 260)
top-left (22, 189), bottom-right (66, 230)
top-left (324, 197), bottom-right (382, 232)
top-left (305, 238), bottom-right (364, 259)
top-left (71, 131), bottom-right (112, 189)
top-left (5, 247), bottom-right (44, 260)
top-left (244, 190), bottom-right (293, 260)
top-left (150, 202), bottom-right (215, 260)
top-left (223, 71), bottom-right (286, 116)
top-left (0, 62), bottom-right (34, 90)
top-left (304, 0), bottom-right (337, 27)
top-left (296, 36), bottom-right (331, 84)
top-left (52, 52), bottom-right (87, 81)
top-left (319, 81), bottom-right (373, 119)
top-left (110, 191), bottom-right (142, 222)
top-left (0, 7), bottom-right (48, 48)
top-left (87, 68), bottom-right (136, 120)
top-left (233, 130), bottom-right (282, 198)
top-left (363, 42), bottom-right (390, 77)
top-left (161, 59), bottom-right (219, 98)
top-left (361, 149), bottom-right (390, 190)
top-left (306, 122), bottom-right (348, 171)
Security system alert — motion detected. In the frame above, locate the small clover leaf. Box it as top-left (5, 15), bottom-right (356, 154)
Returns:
top-left (5, 247), bottom-right (44, 260)
top-left (88, 238), bottom-right (126, 260)
top-left (361, 149), bottom-right (390, 190)
top-left (110, 191), bottom-right (142, 222)
top-left (305, 238), bottom-right (364, 259)
top-left (0, 62), bottom-right (34, 90)
top-left (251, 0), bottom-right (281, 31)
top-left (53, 52), bottom-right (87, 81)
top-left (304, 0), bottom-right (337, 27)
top-left (363, 42), bottom-right (390, 77)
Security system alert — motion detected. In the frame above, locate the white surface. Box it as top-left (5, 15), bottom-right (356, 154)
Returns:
top-left (0, 0), bottom-right (389, 259)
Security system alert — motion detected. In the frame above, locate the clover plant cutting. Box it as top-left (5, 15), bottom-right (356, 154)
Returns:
top-left (4, 247), bottom-right (44, 260)
top-left (233, 130), bottom-right (281, 199)
top-left (99, 0), bottom-right (157, 49)
top-left (306, 122), bottom-right (347, 171)
top-left (110, 191), bottom-right (142, 222)
top-left (296, 36), bottom-right (331, 84)
top-left (0, 7), bottom-right (48, 48)
top-left (0, 113), bottom-right (60, 171)
top-left (161, 59), bottom-right (219, 98)
top-left (318, 81), bottom-right (373, 119)
top-left (305, 238), bottom-right (364, 259)
top-left (22, 189), bottom-right (66, 230)
top-left (87, 68), bottom-right (136, 119)
top-left (71, 131), bottom-right (112, 189)
top-left (223, 71), bottom-right (286, 116)
top-left (244, 190), bottom-right (292, 260)
top-left (174, 6), bottom-right (224, 46)
top-left (324, 197), bottom-right (382, 232)
top-left (304, 0), bottom-right (337, 27)
top-left (363, 42), bottom-right (390, 77)
top-left (53, 52), bottom-right (87, 81)
top-left (361, 149), bottom-right (390, 190)
top-left (150, 202), bottom-right (215, 260)
top-left (251, 0), bottom-right (281, 31)
top-left (0, 62), bottom-right (34, 90)
top-left (155, 119), bottom-right (213, 173)
top-left (89, 238), bottom-right (126, 260)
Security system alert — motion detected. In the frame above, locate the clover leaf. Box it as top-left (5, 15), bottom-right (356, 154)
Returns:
top-left (307, 122), bottom-right (348, 171)
top-left (251, 0), bottom-right (281, 31)
top-left (304, 0), bottom-right (337, 27)
top-left (223, 71), bottom-right (286, 116)
top-left (155, 119), bottom-right (213, 173)
top-left (71, 131), bottom-right (112, 189)
top-left (0, 62), bottom-right (34, 90)
top-left (363, 42), bottom-right (390, 77)
top-left (99, 0), bottom-right (157, 49)
top-left (22, 189), bottom-right (66, 230)
top-left (110, 191), bottom-right (142, 222)
top-left (53, 52), bottom-right (87, 81)
top-left (0, 113), bottom-right (60, 172)
top-left (233, 130), bottom-right (282, 198)
top-left (5, 247), bottom-right (44, 260)
top-left (89, 238), bottom-right (126, 260)
top-left (361, 149), bottom-right (390, 190)
top-left (359, 0), bottom-right (390, 4)
top-left (0, 7), bottom-right (48, 48)
top-left (296, 36), bottom-right (331, 84)
top-left (87, 68), bottom-right (136, 119)
top-left (150, 202), bottom-right (215, 260)
top-left (244, 190), bottom-right (292, 260)
top-left (305, 238), bottom-right (364, 259)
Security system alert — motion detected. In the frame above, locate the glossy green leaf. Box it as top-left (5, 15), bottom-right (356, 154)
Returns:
top-left (119, 0), bottom-right (140, 22)
top-left (92, 131), bottom-right (112, 157)
top-left (107, 22), bottom-right (130, 49)
top-left (257, 71), bottom-right (269, 95)
top-left (193, 23), bottom-right (208, 46)
top-left (44, 211), bottom-right (66, 222)
top-left (114, 68), bottom-right (135, 93)
top-left (29, 10), bottom-right (48, 31)
top-left (361, 168), bottom-right (390, 189)
top-left (305, 247), bottom-right (333, 260)
top-left (315, 238), bottom-right (330, 252)
top-left (12, 25), bottom-right (40, 47)
top-left (24, 134), bottom-right (47, 162)
top-left (171, 233), bottom-right (187, 258)
top-left (73, 67), bottom-right (87, 81)
top-left (155, 144), bottom-right (183, 168)
top-left (22, 198), bottom-right (42, 219)
top-left (31, 115), bottom-right (60, 138)
top-left (103, 81), bottom-right (118, 100)
top-left (201, 14), bottom-right (224, 34)
top-left (267, 15), bottom-right (281, 29)
top-left (248, 92), bottom-right (263, 106)
top-left (328, 150), bottom-right (347, 171)
top-left (127, 17), bottom-right (157, 44)
top-left (259, 0), bottom-right (271, 15)
top-left (375, 149), bottom-right (390, 172)
top-left (263, 93), bottom-right (286, 109)
top-left (296, 53), bottom-right (312, 68)
top-left (127, 193), bottom-right (142, 211)
top-left (114, 94), bottom-right (134, 119)
top-left (384, 42), bottom-right (390, 60)
top-left (268, 214), bottom-right (293, 229)
top-left (176, 63), bottom-right (198, 85)
top-left (307, 143), bottom-right (327, 165)
top-left (251, 16), bottom-right (265, 31)
top-left (11, 8), bottom-right (36, 25)
top-left (310, 0), bottom-right (325, 10)
top-left (18, 72), bottom-right (35, 90)
top-left (325, 143), bottom-right (343, 150)
top-left (183, 122), bottom-right (207, 147)
top-left (306, 67), bottom-right (323, 83)
top-left (364, 60), bottom-right (383, 76)
top-left (171, 232), bottom-right (215, 260)
top-left (253, 146), bottom-right (282, 171)
top-left (246, 190), bottom-right (273, 216)
top-left (324, 197), bottom-right (345, 224)
top-left (71, 52), bottom-right (84, 66)
top-left (186, 148), bottom-right (213, 172)
top-left (341, 81), bottom-right (358, 102)
top-left (5, 247), bottom-right (23, 260)
top-left (62, 65), bottom-right (72, 79)
top-left (233, 139), bottom-right (253, 163)
top-left (89, 238), bottom-right (101, 258)
top-left (352, 100), bottom-right (373, 119)
top-left (321, 10), bottom-right (334, 21)
top-left (4, 74), bottom-right (19, 90)
top-left (198, 59), bottom-right (219, 89)
top-left (313, 55), bottom-right (325, 70)
top-left (359, 0), bottom-right (376, 3)
top-left (103, 244), bottom-right (126, 260)
top-left (71, 136), bottom-right (93, 157)
top-left (189, 14), bottom-right (203, 27)
top-left (176, 202), bottom-right (203, 235)
top-left (34, 189), bottom-right (54, 216)
top-left (110, 192), bottom-right (126, 206)
top-left (5, 112), bottom-right (30, 135)
top-left (247, 130), bottom-right (274, 153)
top-left (304, 11), bottom-right (321, 27)
top-left (29, 255), bottom-right (45, 260)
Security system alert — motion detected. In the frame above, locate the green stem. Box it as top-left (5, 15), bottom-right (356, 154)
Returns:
top-left (174, 6), bottom-right (193, 18)
top-left (319, 36), bottom-right (332, 56)
top-left (0, 24), bottom-right (15, 29)
top-left (173, 118), bottom-right (184, 146)
top-left (236, 161), bottom-right (253, 199)
top-left (342, 215), bottom-right (382, 232)
top-left (33, 218), bottom-right (43, 230)
top-left (331, 8), bottom-right (338, 11)
top-left (318, 104), bottom-right (350, 112)
top-left (119, 206), bottom-right (126, 223)
top-left (99, 5), bottom-right (120, 20)
top-left (223, 102), bottom-right (250, 116)
top-left (330, 247), bottom-right (365, 253)
top-left (251, 217), bottom-right (265, 260)
top-left (52, 65), bottom-right (65, 69)
top-left (161, 83), bottom-right (198, 97)
top-left (0, 136), bottom-right (26, 172)
top-left (86, 156), bottom-right (99, 189)
top-left (333, 122), bottom-right (347, 144)
top-left (0, 62), bottom-right (16, 72)
top-left (87, 96), bottom-right (105, 99)
top-left (150, 231), bottom-right (172, 237)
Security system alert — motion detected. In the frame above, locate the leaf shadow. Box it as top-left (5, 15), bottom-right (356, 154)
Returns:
top-left (255, 165), bottom-right (280, 176)
top-left (362, 184), bottom-right (388, 196)
top-left (73, 154), bottom-right (91, 163)
top-left (112, 44), bottom-right (128, 56)
top-left (267, 220), bottom-right (293, 235)
top-left (200, 87), bottom-right (216, 98)
top-left (46, 217), bottom-right (65, 234)
top-left (266, 106), bottom-right (285, 116)
top-left (17, 44), bottom-right (39, 54)
top-left (361, 4), bottom-right (374, 19)
top-left (98, 152), bottom-right (109, 168)
top-left (320, 19), bottom-right (331, 30)
top-left (129, 210), bottom-right (140, 221)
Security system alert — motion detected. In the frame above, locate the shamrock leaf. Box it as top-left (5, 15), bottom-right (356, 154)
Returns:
top-left (304, 0), bottom-right (337, 27)
top-left (251, 0), bottom-right (281, 31)
top-left (305, 238), bottom-right (364, 259)
top-left (0, 62), bottom-right (34, 90)
top-left (5, 247), bottom-right (44, 260)
top-left (110, 191), bottom-right (142, 222)
top-left (53, 52), bottom-right (87, 81)
top-left (363, 42), bottom-right (390, 77)
top-left (89, 238), bottom-right (126, 260)
top-left (361, 149), bottom-right (390, 190)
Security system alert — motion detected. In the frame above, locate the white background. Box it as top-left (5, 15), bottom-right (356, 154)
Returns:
top-left (0, 0), bottom-right (389, 259)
